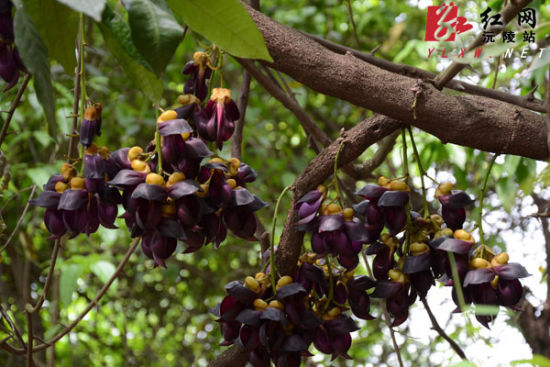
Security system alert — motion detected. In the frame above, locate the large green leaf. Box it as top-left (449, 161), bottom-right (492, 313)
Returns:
top-left (98, 5), bottom-right (163, 103)
top-left (128, 0), bottom-right (183, 75)
top-left (55, 0), bottom-right (106, 21)
top-left (167, 0), bottom-right (273, 61)
top-left (90, 260), bottom-right (118, 290)
top-left (13, 7), bottom-right (57, 140)
top-left (22, 0), bottom-right (78, 74)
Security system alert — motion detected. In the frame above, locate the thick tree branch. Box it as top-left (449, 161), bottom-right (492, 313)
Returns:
top-left (275, 115), bottom-right (403, 276)
top-left (245, 5), bottom-right (549, 160)
top-left (304, 32), bottom-right (546, 114)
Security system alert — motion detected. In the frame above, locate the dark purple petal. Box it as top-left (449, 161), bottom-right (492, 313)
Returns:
top-left (225, 281), bottom-right (256, 305)
top-left (232, 187), bottom-right (255, 206)
top-left (260, 307), bottom-right (287, 324)
top-left (235, 309), bottom-right (262, 327)
top-left (58, 190), bottom-right (88, 210)
top-left (30, 191), bottom-right (61, 209)
top-left (44, 209), bottom-right (66, 236)
top-left (296, 190), bottom-right (322, 205)
top-left (439, 191), bottom-right (475, 209)
top-left (371, 281), bottom-right (402, 298)
top-left (493, 263), bottom-right (530, 280)
top-left (185, 137), bottom-right (213, 158)
top-left (318, 215), bottom-right (344, 232)
top-left (403, 253), bottom-right (431, 274)
top-left (281, 335), bottom-right (307, 352)
top-left (325, 316), bottom-right (359, 335)
top-left (436, 238), bottom-right (473, 254)
top-left (355, 184), bottom-right (387, 200)
top-left (344, 219), bottom-right (370, 242)
top-left (108, 169), bottom-right (146, 186)
top-left (131, 183), bottom-right (167, 202)
top-left (276, 283), bottom-right (306, 300)
top-left (168, 179), bottom-right (201, 199)
top-left (463, 268), bottom-right (495, 287)
top-left (378, 190), bottom-right (409, 207)
top-left (157, 118), bottom-right (193, 136)
top-left (158, 219), bottom-right (186, 239)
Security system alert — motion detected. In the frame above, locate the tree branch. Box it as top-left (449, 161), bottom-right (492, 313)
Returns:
top-left (0, 73), bottom-right (31, 147)
top-left (244, 4), bottom-right (549, 160)
top-left (421, 297), bottom-right (467, 360)
top-left (1, 185), bottom-right (37, 252)
top-left (231, 71), bottom-right (251, 160)
top-left (303, 33), bottom-right (547, 114)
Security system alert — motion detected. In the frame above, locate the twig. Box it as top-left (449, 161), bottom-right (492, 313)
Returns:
top-left (0, 73), bottom-right (31, 147)
top-left (1, 185), bottom-right (37, 252)
top-left (25, 309), bottom-right (33, 367)
top-left (34, 237), bottom-right (140, 351)
top-left (0, 305), bottom-right (26, 350)
top-left (433, 0), bottom-right (533, 89)
top-left (345, 0), bottom-right (360, 49)
top-left (302, 32), bottom-right (546, 113)
top-left (355, 130), bottom-right (399, 178)
top-left (492, 56), bottom-right (502, 90)
top-left (67, 22), bottom-right (83, 161)
top-left (0, 185), bottom-right (34, 213)
top-left (28, 238), bottom-right (62, 313)
top-left (380, 300), bottom-right (404, 367)
top-left (421, 297), bottom-right (467, 360)
top-left (7, 237), bottom-right (140, 355)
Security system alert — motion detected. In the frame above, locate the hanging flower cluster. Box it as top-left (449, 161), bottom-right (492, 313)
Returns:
top-left (31, 51), bottom-right (267, 268)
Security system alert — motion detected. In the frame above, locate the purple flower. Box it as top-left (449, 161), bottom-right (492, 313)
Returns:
top-left (182, 51), bottom-right (212, 101)
top-left (80, 104), bottom-right (102, 148)
top-left (294, 186), bottom-right (326, 226)
top-left (194, 88), bottom-right (240, 150)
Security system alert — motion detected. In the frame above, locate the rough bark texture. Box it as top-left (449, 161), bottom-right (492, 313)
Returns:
top-left (245, 4), bottom-right (549, 161)
top-left (275, 115), bottom-right (403, 276)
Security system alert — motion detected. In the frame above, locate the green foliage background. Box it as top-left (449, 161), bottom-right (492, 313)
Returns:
top-left (1, 0), bottom-right (549, 366)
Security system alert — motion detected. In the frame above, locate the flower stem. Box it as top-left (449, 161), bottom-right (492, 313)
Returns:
top-left (447, 251), bottom-right (466, 312)
top-left (477, 154), bottom-right (498, 246)
top-left (270, 185), bottom-right (292, 294)
top-left (78, 13), bottom-right (87, 176)
top-left (155, 129), bottom-right (163, 174)
top-left (324, 256), bottom-right (334, 310)
top-left (401, 130), bottom-right (412, 253)
top-left (407, 127), bottom-right (429, 218)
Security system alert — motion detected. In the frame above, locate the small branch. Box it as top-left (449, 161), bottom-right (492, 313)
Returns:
top-left (433, 0), bottom-right (532, 89)
top-left (231, 71), bottom-right (251, 160)
top-left (355, 130), bottom-right (399, 178)
top-left (1, 185), bottom-right (37, 252)
top-left (345, 0), bottom-right (360, 49)
top-left (421, 297), bottom-right (467, 360)
top-left (0, 305), bottom-right (26, 350)
top-left (303, 32), bottom-right (546, 114)
top-left (2, 238), bottom-right (141, 356)
top-left (28, 238), bottom-right (62, 313)
top-left (0, 73), bottom-right (31, 147)
top-left (532, 194), bottom-right (550, 303)
top-left (25, 309), bottom-right (33, 367)
top-left (380, 300), bottom-right (404, 367)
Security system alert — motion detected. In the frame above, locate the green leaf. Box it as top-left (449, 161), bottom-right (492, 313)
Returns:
top-left (90, 260), bottom-right (117, 289)
top-left (516, 158), bottom-right (536, 195)
top-left (167, 0), bottom-right (273, 61)
top-left (495, 176), bottom-right (516, 212)
top-left (128, 0), bottom-right (183, 75)
top-left (55, 0), bottom-right (106, 21)
top-left (22, 0), bottom-right (78, 73)
top-left (512, 354), bottom-right (550, 367)
top-left (98, 5), bottom-right (163, 102)
top-left (60, 263), bottom-right (82, 306)
top-left (14, 7), bottom-right (57, 140)
top-left (446, 361), bottom-right (478, 367)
